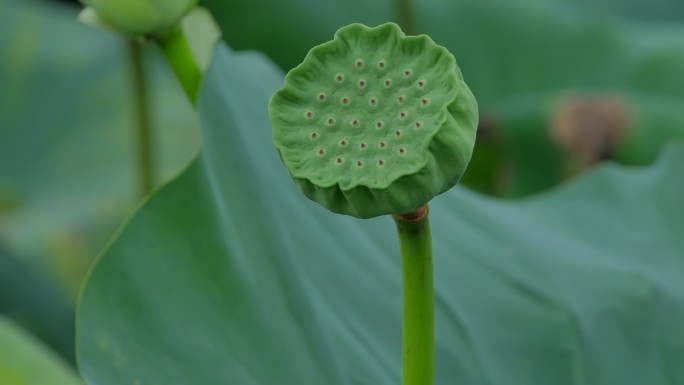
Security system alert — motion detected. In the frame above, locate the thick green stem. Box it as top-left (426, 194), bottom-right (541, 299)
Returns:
top-left (395, 0), bottom-right (417, 35)
top-left (393, 205), bottom-right (434, 385)
top-left (129, 40), bottom-right (154, 197)
top-left (156, 26), bottom-right (201, 105)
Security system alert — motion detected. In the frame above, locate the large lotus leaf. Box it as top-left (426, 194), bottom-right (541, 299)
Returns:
top-left (0, 0), bottom-right (198, 300)
top-left (78, 42), bottom-right (684, 385)
top-left (0, 316), bottom-right (83, 385)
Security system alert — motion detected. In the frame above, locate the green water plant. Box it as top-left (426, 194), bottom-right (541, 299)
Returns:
top-left (269, 22), bottom-right (478, 385)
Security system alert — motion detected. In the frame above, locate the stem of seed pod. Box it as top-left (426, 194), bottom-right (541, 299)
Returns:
top-left (395, 0), bottom-right (417, 35)
top-left (128, 40), bottom-right (154, 198)
top-left (156, 26), bottom-right (201, 105)
top-left (393, 205), bottom-right (433, 385)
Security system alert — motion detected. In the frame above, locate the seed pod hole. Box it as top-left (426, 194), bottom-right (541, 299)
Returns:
top-left (317, 149), bottom-right (325, 156)
top-left (358, 79), bottom-right (366, 88)
top-left (397, 95), bottom-right (405, 104)
top-left (310, 132), bottom-right (318, 139)
top-left (399, 111), bottom-right (407, 119)
top-left (339, 139), bottom-right (348, 146)
top-left (415, 122), bottom-right (423, 128)
top-left (377, 159), bottom-right (385, 167)
top-left (351, 119), bottom-right (360, 127)
top-left (404, 69), bottom-right (412, 76)
top-left (356, 161), bottom-right (364, 167)
top-left (355, 59), bottom-right (364, 68)
top-left (359, 143), bottom-right (367, 149)
top-left (318, 93), bottom-right (326, 101)
top-left (326, 117), bottom-right (335, 125)
top-left (395, 130), bottom-right (402, 137)
top-left (417, 80), bottom-right (426, 88)
top-left (376, 121), bottom-right (384, 128)
top-left (335, 157), bottom-right (344, 164)
top-left (379, 141), bottom-right (387, 148)
top-left (341, 97), bottom-right (350, 105)
top-left (336, 74), bottom-right (344, 82)
top-left (384, 79), bottom-right (392, 87)
top-left (369, 97), bottom-right (378, 105)
top-left (421, 98), bottom-right (430, 106)
top-left (399, 147), bottom-right (406, 155)
top-left (378, 60), bottom-right (386, 69)
top-left (305, 111), bottom-right (313, 118)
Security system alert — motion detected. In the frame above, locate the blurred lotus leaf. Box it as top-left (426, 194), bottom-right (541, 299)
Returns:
top-left (0, 316), bottom-right (83, 385)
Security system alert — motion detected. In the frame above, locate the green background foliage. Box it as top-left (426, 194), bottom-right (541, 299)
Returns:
top-left (0, 0), bottom-right (683, 383)
top-left (204, 0), bottom-right (684, 196)
top-left (0, 246), bottom-right (76, 364)
top-left (0, 0), bottom-right (197, 301)
top-left (0, 0), bottom-right (197, 376)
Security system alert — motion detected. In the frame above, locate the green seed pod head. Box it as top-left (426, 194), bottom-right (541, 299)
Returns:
top-left (269, 23), bottom-right (478, 218)
top-left (80, 0), bottom-right (198, 36)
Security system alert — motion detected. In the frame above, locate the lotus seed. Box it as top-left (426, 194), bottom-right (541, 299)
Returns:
top-left (399, 111), bottom-right (407, 119)
top-left (384, 79), bottom-right (392, 87)
top-left (336, 74), bottom-right (344, 82)
top-left (415, 122), bottom-right (423, 128)
top-left (310, 132), bottom-right (318, 139)
top-left (378, 60), bottom-right (386, 68)
top-left (378, 159), bottom-right (385, 166)
top-left (360, 143), bottom-right (367, 149)
top-left (395, 130), bottom-right (402, 137)
top-left (326, 117), bottom-right (335, 125)
top-left (421, 98), bottom-right (430, 106)
top-left (335, 157), bottom-right (344, 164)
top-left (397, 96), bottom-right (405, 103)
top-left (369, 97), bottom-right (378, 105)
top-left (317, 149), bottom-right (325, 156)
top-left (376, 121), bottom-right (384, 128)
top-left (356, 161), bottom-right (364, 167)
top-left (379, 141), bottom-right (386, 148)
top-left (399, 147), bottom-right (406, 154)
top-left (341, 97), bottom-right (350, 105)
top-left (340, 140), bottom-right (348, 146)
top-left (318, 93), bottom-right (326, 101)
top-left (305, 111), bottom-right (313, 118)
top-left (355, 59), bottom-right (364, 68)
top-left (417, 80), bottom-right (425, 88)
top-left (358, 79), bottom-right (366, 88)
top-left (404, 69), bottom-right (412, 76)
top-left (351, 119), bottom-right (360, 127)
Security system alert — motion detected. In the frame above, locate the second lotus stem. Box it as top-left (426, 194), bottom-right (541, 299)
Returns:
top-left (129, 40), bottom-right (154, 197)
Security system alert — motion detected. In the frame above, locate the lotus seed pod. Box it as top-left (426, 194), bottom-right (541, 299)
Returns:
top-left (269, 23), bottom-right (478, 218)
top-left (79, 0), bottom-right (198, 36)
